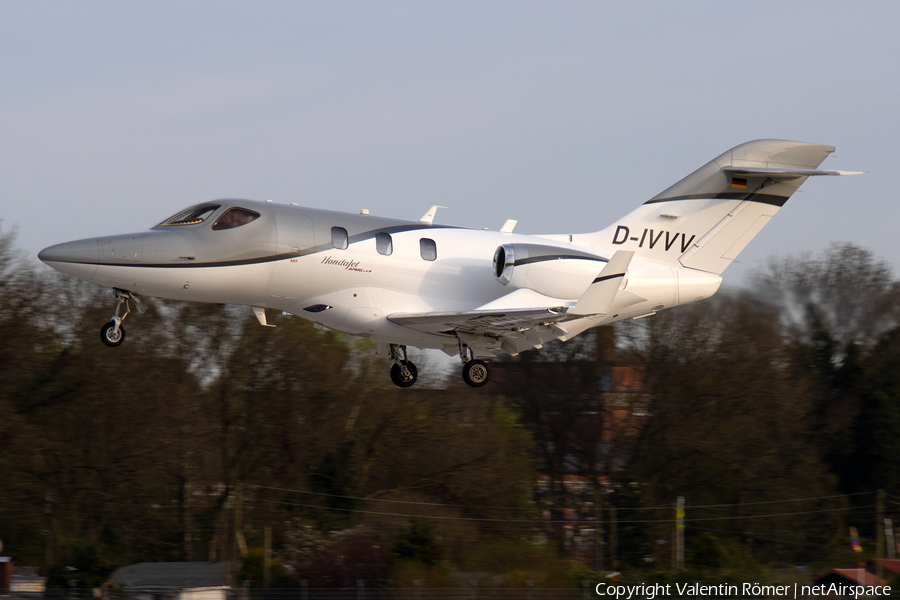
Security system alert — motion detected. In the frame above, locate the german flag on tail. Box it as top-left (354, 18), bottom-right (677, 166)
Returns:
top-left (731, 177), bottom-right (747, 189)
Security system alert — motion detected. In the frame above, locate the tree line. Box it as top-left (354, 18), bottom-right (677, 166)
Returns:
top-left (1, 227), bottom-right (899, 586)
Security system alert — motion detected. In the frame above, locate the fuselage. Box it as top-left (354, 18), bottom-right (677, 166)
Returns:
top-left (38, 199), bottom-right (718, 353)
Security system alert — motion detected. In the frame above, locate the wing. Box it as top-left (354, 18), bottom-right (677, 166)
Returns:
top-left (388, 251), bottom-right (638, 357)
top-left (388, 286), bottom-right (569, 331)
top-left (388, 306), bottom-right (570, 335)
top-left (388, 303), bottom-right (577, 357)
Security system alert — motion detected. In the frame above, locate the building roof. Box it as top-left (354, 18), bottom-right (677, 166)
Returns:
top-left (870, 558), bottom-right (900, 576)
top-left (815, 569), bottom-right (888, 587)
top-left (112, 562), bottom-right (234, 590)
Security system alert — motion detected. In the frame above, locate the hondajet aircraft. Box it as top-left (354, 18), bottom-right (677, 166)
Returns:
top-left (39, 140), bottom-right (858, 387)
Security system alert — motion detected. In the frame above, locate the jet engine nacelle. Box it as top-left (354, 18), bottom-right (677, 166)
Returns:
top-left (492, 243), bottom-right (604, 299)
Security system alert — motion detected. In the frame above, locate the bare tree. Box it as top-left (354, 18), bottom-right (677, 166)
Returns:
top-left (752, 243), bottom-right (900, 348)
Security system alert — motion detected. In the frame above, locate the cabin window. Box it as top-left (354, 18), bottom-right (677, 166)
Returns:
top-left (211, 208), bottom-right (260, 231)
top-left (420, 238), bottom-right (437, 261)
top-left (376, 232), bottom-right (393, 256)
top-left (332, 227), bottom-right (349, 250)
top-left (157, 203), bottom-right (221, 227)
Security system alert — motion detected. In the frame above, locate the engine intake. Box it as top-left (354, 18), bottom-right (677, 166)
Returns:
top-left (493, 244), bottom-right (515, 285)
top-left (492, 242), bottom-right (607, 298)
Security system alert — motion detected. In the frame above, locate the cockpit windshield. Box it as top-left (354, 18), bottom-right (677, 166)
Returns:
top-left (157, 203), bottom-right (221, 227)
top-left (212, 208), bottom-right (260, 231)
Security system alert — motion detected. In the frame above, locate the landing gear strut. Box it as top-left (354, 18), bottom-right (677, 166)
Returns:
top-left (459, 342), bottom-right (491, 387)
top-left (389, 344), bottom-right (418, 388)
top-left (100, 289), bottom-right (136, 347)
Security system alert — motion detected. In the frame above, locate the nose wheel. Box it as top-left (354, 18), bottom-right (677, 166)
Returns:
top-left (100, 289), bottom-right (138, 347)
top-left (101, 321), bottom-right (126, 347)
top-left (388, 344), bottom-right (418, 388)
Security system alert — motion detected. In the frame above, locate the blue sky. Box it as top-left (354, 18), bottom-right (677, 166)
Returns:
top-left (2, 1), bottom-right (896, 286)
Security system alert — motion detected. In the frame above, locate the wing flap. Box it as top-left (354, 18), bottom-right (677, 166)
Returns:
top-left (388, 306), bottom-right (568, 336)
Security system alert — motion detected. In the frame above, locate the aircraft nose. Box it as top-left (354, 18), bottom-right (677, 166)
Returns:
top-left (38, 237), bottom-right (101, 264)
top-left (38, 238), bottom-right (101, 281)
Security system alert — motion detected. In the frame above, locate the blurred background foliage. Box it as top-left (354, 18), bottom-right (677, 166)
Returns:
top-left (1, 226), bottom-right (899, 585)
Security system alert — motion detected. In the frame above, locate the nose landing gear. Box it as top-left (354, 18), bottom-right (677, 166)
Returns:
top-left (100, 289), bottom-right (138, 347)
top-left (389, 344), bottom-right (418, 388)
top-left (101, 321), bottom-right (125, 347)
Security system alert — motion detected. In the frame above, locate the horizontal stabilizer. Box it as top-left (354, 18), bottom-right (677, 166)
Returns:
top-left (570, 250), bottom-right (634, 316)
top-left (723, 166), bottom-right (863, 179)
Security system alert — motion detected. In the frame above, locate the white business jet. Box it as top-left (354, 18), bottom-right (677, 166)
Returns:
top-left (38, 140), bottom-right (858, 387)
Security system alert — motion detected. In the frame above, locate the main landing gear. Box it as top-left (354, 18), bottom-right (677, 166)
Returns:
top-left (462, 360), bottom-right (490, 387)
top-left (384, 342), bottom-right (491, 389)
top-left (459, 343), bottom-right (490, 388)
top-left (389, 344), bottom-right (418, 388)
top-left (100, 289), bottom-right (138, 347)
top-left (386, 343), bottom-right (492, 389)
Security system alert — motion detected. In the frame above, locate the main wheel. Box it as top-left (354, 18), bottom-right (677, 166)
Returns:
top-left (100, 321), bottom-right (126, 347)
top-left (462, 360), bottom-right (490, 387)
top-left (390, 361), bottom-right (418, 388)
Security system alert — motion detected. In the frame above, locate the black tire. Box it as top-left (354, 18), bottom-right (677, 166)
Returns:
top-left (100, 321), bottom-right (126, 347)
top-left (462, 360), bottom-right (490, 387)
top-left (390, 361), bottom-right (418, 388)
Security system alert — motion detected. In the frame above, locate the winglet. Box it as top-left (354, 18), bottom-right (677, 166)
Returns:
top-left (570, 251), bottom-right (634, 316)
top-left (252, 306), bottom-right (276, 327)
top-left (419, 205), bottom-right (446, 224)
top-left (499, 219), bottom-right (517, 233)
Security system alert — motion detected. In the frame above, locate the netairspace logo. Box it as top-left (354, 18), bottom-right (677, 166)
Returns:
top-left (595, 582), bottom-right (892, 600)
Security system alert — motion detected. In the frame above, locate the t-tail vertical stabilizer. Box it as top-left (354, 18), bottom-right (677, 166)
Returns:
top-left (586, 139), bottom-right (858, 275)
